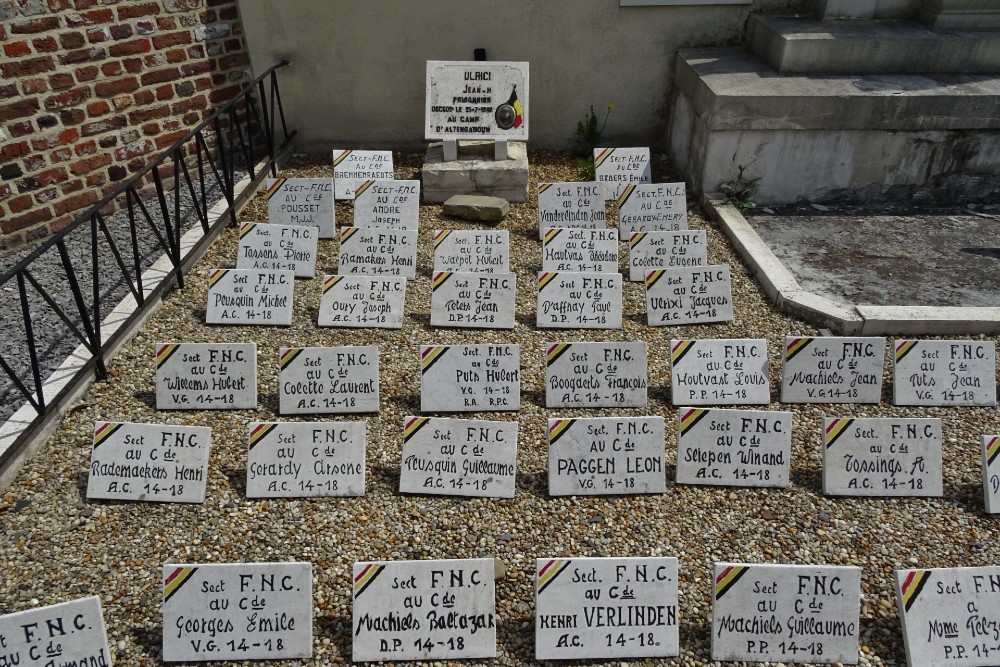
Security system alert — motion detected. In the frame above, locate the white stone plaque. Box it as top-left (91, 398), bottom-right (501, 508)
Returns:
top-left (264, 177), bottom-right (334, 238)
top-left (536, 272), bottom-right (622, 329)
top-left (983, 435), bottom-right (1000, 513)
top-left (537, 181), bottom-right (606, 238)
top-left (670, 339), bottom-right (769, 406)
top-left (205, 269), bottom-right (293, 326)
top-left (617, 182), bottom-right (687, 237)
top-left (162, 562), bottom-right (312, 661)
top-left (400, 416), bottom-right (517, 497)
top-left (87, 422), bottom-right (210, 502)
top-left (430, 272), bottom-right (516, 329)
top-left (352, 558), bottom-right (496, 661)
top-left (419, 344), bottom-right (520, 412)
top-left (542, 228), bottom-right (619, 273)
top-left (0, 597), bottom-right (111, 667)
top-left (548, 417), bottom-right (665, 496)
top-left (627, 230), bottom-right (706, 281)
top-left (893, 339), bottom-right (997, 406)
top-left (425, 60), bottom-right (528, 141)
top-left (155, 343), bottom-right (256, 410)
top-left (317, 275), bottom-right (407, 329)
top-left (353, 179), bottom-right (419, 229)
top-left (338, 226), bottom-right (417, 279)
top-left (781, 336), bottom-right (885, 403)
top-left (676, 408), bottom-right (791, 487)
top-left (711, 563), bottom-right (861, 664)
top-left (822, 417), bottom-right (942, 496)
top-left (594, 147), bottom-right (650, 200)
top-left (545, 341), bottom-right (647, 408)
top-left (331, 149), bottom-right (393, 199)
top-left (432, 229), bottom-right (509, 273)
top-left (237, 222), bottom-right (317, 278)
top-left (278, 346), bottom-right (379, 415)
top-left (246, 421), bottom-right (365, 498)
top-left (646, 265), bottom-right (733, 326)
top-left (535, 557), bottom-right (679, 660)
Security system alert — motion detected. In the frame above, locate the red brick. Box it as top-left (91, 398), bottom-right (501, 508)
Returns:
top-left (85, 172), bottom-right (105, 187)
top-left (58, 46), bottom-right (106, 65)
top-left (155, 130), bottom-right (188, 150)
top-left (164, 48), bottom-right (186, 63)
top-left (0, 141), bottom-right (30, 160)
top-left (50, 214), bottom-right (76, 233)
top-left (100, 61), bottom-right (121, 76)
top-left (59, 180), bottom-right (82, 195)
top-left (44, 86), bottom-right (90, 110)
top-left (59, 30), bottom-right (86, 48)
top-left (8, 194), bottom-right (34, 214)
top-left (74, 139), bottom-right (97, 156)
top-left (8, 121), bottom-right (36, 137)
top-left (218, 53), bottom-right (248, 70)
top-left (0, 25), bottom-right (5, 41)
top-left (23, 154), bottom-right (46, 171)
top-left (114, 139), bottom-right (153, 160)
top-left (66, 8), bottom-right (114, 27)
top-left (0, 184), bottom-right (12, 201)
top-left (3, 41), bottom-right (31, 57)
top-left (140, 67), bottom-right (179, 86)
top-left (182, 111), bottom-right (199, 125)
top-left (198, 10), bottom-right (216, 23)
top-left (187, 44), bottom-right (203, 58)
top-left (31, 36), bottom-right (58, 52)
top-left (208, 84), bottom-right (240, 104)
top-left (206, 0), bottom-right (229, 6)
top-left (219, 6), bottom-right (237, 20)
top-left (69, 153), bottom-right (112, 175)
top-left (94, 76), bottom-right (139, 97)
top-left (11, 17), bottom-right (60, 34)
top-left (86, 100), bottom-right (109, 116)
top-left (162, 117), bottom-right (180, 131)
top-left (156, 16), bottom-right (177, 30)
top-left (33, 167), bottom-right (69, 187)
top-left (132, 89), bottom-right (154, 104)
top-left (180, 60), bottom-right (212, 77)
top-left (98, 135), bottom-right (116, 148)
top-left (111, 94), bottom-right (131, 110)
top-left (136, 19), bottom-right (155, 34)
top-left (109, 23), bottom-right (132, 39)
top-left (117, 2), bottom-right (159, 19)
top-left (1, 56), bottom-right (55, 78)
top-left (122, 57), bottom-right (142, 73)
top-left (75, 65), bottom-right (99, 82)
top-left (86, 26), bottom-right (109, 42)
top-left (81, 114), bottom-right (126, 136)
top-left (155, 84), bottom-right (174, 101)
top-left (127, 157), bottom-right (145, 172)
top-left (152, 30), bottom-right (191, 49)
top-left (59, 108), bottom-right (85, 125)
top-left (0, 98), bottom-right (40, 123)
top-left (171, 94), bottom-right (205, 114)
top-left (48, 72), bottom-right (75, 90)
top-left (48, 0), bottom-right (73, 10)
top-left (223, 38), bottom-right (241, 52)
top-left (50, 146), bottom-right (72, 162)
top-left (2, 207), bottom-right (53, 235)
top-left (73, 0), bottom-right (97, 9)
top-left (0, 84), bottom-right (18, 99)
top-left (108, 38), bottom-right (150, 57)
top-left (21, 78), bottom-right (47, 94)
top-left (128, 104), bottom-right (169, 123)
top-left (54, 190), bottom-right (98, 216)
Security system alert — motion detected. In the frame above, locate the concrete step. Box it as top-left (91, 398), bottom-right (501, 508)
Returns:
top-left (748, 14), bottom-right (1000, 73)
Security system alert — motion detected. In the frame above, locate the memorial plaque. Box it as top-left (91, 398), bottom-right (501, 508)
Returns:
top-left (676, 408), bottom-right (791, 487)
top-left (0, 597), bottom-right (111, 667)
top-left (425, 60), bottom-right (529, 141)
top-left (547, 417), bottom-right (665, 496)
top-left (353, 179), bottom-right (419, 230)
top-left (537, 182), bottom-right (606, 238)
top-left (712, 563), bottom-right (861, 664)
top-left (781, 336), bottom-right (885, 404)
top-left (87, 422), bottom-right (211, 502)
top-left (432, 229), bottom-right (509, 273)
top-left (594, 147), bottom-right (650, 200)
top-left (535, 557), bottom-right (679, 660)
top-left (338, 226), bottom-right (417, 279)
top-left (264, 177), bottom-right (334, 238)
top-left (545, 341), bottom-right (647, 408)
top-left (331, 149), bottom-right (393, 200)
top-left (155, 343), bottom-right (256, 410)
top-left (419, 344), bottom-right (520, 412)
top-left (822, 417), bottom-right (942, 496)
top-left (617, 182), bottom-right (687, 237)
top-left (352, 558), bottom-right (496, 661)
top-left (399, 416), bottom-right (517, 497)
top-left (430, 272), bottom-right (516, 329)
top-left (982, 435), bottom-right (1000, 513)
top-left (627, 230), bottom-right (706, 281)
top-left (536, 272), bottom-right (622, 329)
top-left (669, 339), bottom-right (770, 406)
top-left (237, 222), bottom-right (318, 278)
top-left (278, 346), bottom-right (379, 415)
top-left (893, 339), bottom-right (997, 406)
top-left (317, 275), bottom-right (407, 329)
top-left (246, 421), bottom-right (365, 498)
top-left (542, 228), bottom-right (619, 273)
top-left (205, 269), bottom-right (294, 326)
top-left (162, 562), bottom-right (312, 661)
top-left (646, 265), bottom-right (733, 326)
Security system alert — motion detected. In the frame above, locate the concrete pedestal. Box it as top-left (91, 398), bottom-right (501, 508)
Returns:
top-left (421, 140), bottom-right (529, 203)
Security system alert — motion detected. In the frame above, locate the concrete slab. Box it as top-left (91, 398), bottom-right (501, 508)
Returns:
top-left (421, 140), bottom-right (529, 203)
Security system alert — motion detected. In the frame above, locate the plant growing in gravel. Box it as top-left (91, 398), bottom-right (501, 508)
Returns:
top-left (718, 154), bottom-right (760, 210)
top-left (575, 103), bottom-right (614, 180)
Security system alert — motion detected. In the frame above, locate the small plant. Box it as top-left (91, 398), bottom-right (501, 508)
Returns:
top-left (574, 103), bottom-right (614, 180)
top-left (718, 154), bottom-right (760, 210)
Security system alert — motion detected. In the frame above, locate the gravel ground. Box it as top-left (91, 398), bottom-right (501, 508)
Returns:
top-left (1, 152), bottom-right (998, 666)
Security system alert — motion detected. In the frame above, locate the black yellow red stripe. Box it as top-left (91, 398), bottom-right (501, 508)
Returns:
top-left (323, 275), bottom-right (345, 294)
top-left (156, 343), bottom-right (180, 369)
top-left (715, 565), bottom-right (749, 600)
top-left (265, 178), bottom-right (286, 200)
top-left (332, 149), bottom-right (352, 167)
top-left (629, 232), bottom-right (646, 249)
top-left (403, 417), bottom-right (430, 443)
top-left (895, 340), bottom-right (918, 362)
top-left (354, 179), bottom-right (375, 198)
top-left (420, 346), bottom-right (449, 374)
top-left (537, 272), bottom-right (558, 292)
top-left (538, 183), bottom-right (552, 195)
top-left (92, 422), bottom-right (124, 448)
top-left (546, 343), bottom-right (571, 367)
top-left (617, 183), bottom-right (636, 207)
top-left (433, 230), bottom-right (451, 248)
top-left (248, 423), bottom-right (279, 451)
top-left (432, 272), bottom-right (452, 291)
top-left (785, 337), bottom-right (813, 362)
top-left (239, 222), bottom-right (256, 239)
top-left (986, 436), bottom-right (1000, 466)
top-left (548, 419), bottom-right (576, 445)
top-left (537, 559), bottom-right (571, 595)
top-left (208, 269), bottom-right (228, 289)
top-left (900, 570), bottom-right (931, 612)
top-left (542, 228), bottom-right (561, 246)
top-left (679, 409), bottom-right (709, 436)
top-left (353, 563), bottom-right (385, 599)
top-left (824, 418), bottom-right (855, 449)
top-left (645, 269), bottom-right (665, 290)
top-left (340, 227), bottom-right (360, 245)
top-left (163, 566), bottom-right (198, 603)
top-left (279, 348), bottom-right (304, 370)
top-left (594, 148), bottom-right (614, 169)
top-left (670, 340), bottom-right (695, 366)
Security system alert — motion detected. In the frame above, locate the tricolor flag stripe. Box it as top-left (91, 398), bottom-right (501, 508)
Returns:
top-left (279, 348), bottom-right (304, 370)
top-left (420, 346), bottom-right (449, 374)
top-left (546, 343), bottom-right (571, 367)
top-left (354, 179), bottom-right (375, 198)
top-left (265, 178), bottom-right (286, 200)
top-left (208, 269), bottom-right (228, 289)
top-left (594, 148), bottom-right (614, 169)
top-left (537, 272), bottom-right (558, 292)
top-left (432, 272), bottom-right (452, 291)
top-left (785, 337), bottom-right (813, 361)
top-left (353, 563), bottom-right (385, 599)
top-left (824, 418), bottom-right (855, 449)
top-left (323, 275), bottom-right (345, 294)
top-left (629, 232), bottom-right (646, 249)
top-left (538, 183), bottom-right (552, 195)
top-left (987, 436), bottom-right (1000, 466)
top-left (645, 269), bottom-right (665, 290)
top-left (895, 340), bottom-right (918, 362)
top-left (163, 566), bottom-right (199, 602)
top-left (92, 422), bottom-right (124, 448)
top-left (617, 183), bottom-right (637, 207)
top-left (715, 565), bottom-right (749, 600)
top-left (332, 150), bottom-right (352, 167)
top-left (340, 227), bottom-right (360, 244)
top-left (433, 230), bottom-right (451, 248)
top-left (542, 228), bottom-right (561, 246)
top-left (239, 222), bottom-right (256, 239)
top-left (537, 559), bottom-right (571, 595)
top-left (548, 419), bottom-right (576, 445)
top-left (156, 344), bottom-right (180, 369)
top-left (679, 409), bottom-right (709, 436)
top-left (403, 417), bottom-right (431, 443)
top-left (248, 423), bottom-right (279, 450)
top-left (671, 340), bottom-right (695, 366)
top-left (900, 570), bottom-right (931, 612)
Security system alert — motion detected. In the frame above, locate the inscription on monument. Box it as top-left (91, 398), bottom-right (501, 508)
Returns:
top-left (426, 61), bottom-right (528, 141)
top-left (537, 182), bottom-right (605, 237)
top-left (0, 597), bottom-right (111, 667)
top-left (433, 230), bottom-right (509, 272)
top-left (338, 227), bottom-right (417, 279)
top-left (983, 435), bottom-right (1000, 514)
top-left (547, 417), bottom-right (665, 495)
top-left (676, 408), bottom-right (791, 487)
top-left (278, 346), bottom-right (379, 414)
top-left (318, 275), bottom-right (407, 329)
top-left (542, 228), bottom-right (619, 273)
top-left (617, 182), bottom-right (687, 237)
top-left (646, 265), bottom-right (733, 326)
top-left (205, 269), bottom-right (293, 326)
top-left (155, 343), bottom-right (256, 410)
top-left (265, 177), bottom-right (334, 238)
top-left (627, 230), bottom-right (706, 281)
top-left (594, 147), bottom-right (650, 200)
top-left (537, 272), bottom-right (622, 329)
top-left (331, 149), bottom-right (393, 199)
top-left (893, 340), bottom-right (996, 406)
top-left (237, 222), bottom-right (317, 278)
top-left (419, 344), bottom-right (520, 412)
top-left (246, 421), bottom-right (365, 497)
top-left (430, 272), bottom-right (516, 329)
top-left (353, 179), bottom-right (419, 229)
top-left (670, 339), bottom-right (769, 405)
top-left (545, 341), bottom-right (647, 408)
top-left (781, 336), bottom-right (885, 404)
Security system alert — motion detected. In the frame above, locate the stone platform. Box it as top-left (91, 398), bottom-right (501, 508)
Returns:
top-left (421, 140), bottom-right (529, 203)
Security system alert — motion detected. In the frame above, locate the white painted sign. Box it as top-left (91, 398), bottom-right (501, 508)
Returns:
top-left (425, 60), bottom-right (529, 141)
top-left (627, 230), bottom-right (706, 281)
top-left (433, 229), bottom-right (509, 273)
top-left (542, 228), bottom-right (618, 273)
top-left (331, 149), bottom-right (393, 199)
top-left (338, 226), bottom-right (417, 279)
top-left (278, 346), bottom-right (379, 415)
top-left (0, 597), bottom-right (111, 667)
top-left (537, 181), bottom-right (606, 238)
top-left (536, 272), bottom-right (622, 329)
top-left (676, 408), bottom-right (791, 487)
top-left (353, 179), bottom-right (419, 229)
top-left (265, 177), bottom-right (334, 238)
top-left (594, 147), bottom-right (650, 200)
top-left (430, 272), bottom-right (516, 329)
top-left (155, 343), bottom-right (256, 410)
top-left (205, 269), bottom-right (293, 326)
top-left (781, 336), bottom-right (885, 403)
top-left (545, 341), bottom-right (647, 408)
top-left (670, 339), bottom-right (770, 405)
top-left (317, 275), bottom-right (407, 329)
top-left (420, 344), bottom-right (520, 412)
top-left (893, 339), bottom-right (997, 406)
top-left (983, 435), bottom-right (1000, 513)
top-left (646, 264), bottom-right (733, 326)
top-left (246, 421), bottom-right (365, 498)
top-left (617, 182), bottom-right (687, 236)
top-left (237, 222), bottom-right (317, 278)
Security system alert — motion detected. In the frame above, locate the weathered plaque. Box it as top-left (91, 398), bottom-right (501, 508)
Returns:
top-left (87, 422), bottom-right (211, 502)
top-left (712, 563), bottom-right (861, 664)
top-left (676, 408), bottom-right (791, 487)
top-left (400, 416), bottom-right (518, 497)
top-left (162, 562), bottom-right (312, 661)
top-left (670, 339), bottom-right (770, 406)
top-left (353, 179), bottom-right (419, 229)
top-left (264, 177), bottom-right (334, 238)
top-left (781, 336), bottom-right (885, 404)
top-left (155, 343), bottom-right (256, 410)
top-left (352, 558), bottom-right (496, 661)
top-left (205, 269), bottom-right (293, 326)
top-left (594, 147), bottom-right (650, 200)
top-left (822, 417), bottom-right (942, 496)
top-left (983, 435), bottom-right (1000, 513)
top-left (278, 346), bottom-right (379, 415)
top-left (542, 228), bottom-right (619, 273)
top-left (627, 230), bottom-right (706, 281)
top-left (246, 421), bottom-right (365, 498)
top-left (419, 344), bottom-right (520, 412)
top-left (331, 149), bottom-right (393, 200)
top-left (430, 272), bottom-right (516, 329)
top-left (537, 182), bottom-right (606, 238)
top-left (432, 229), bottom-right (509, 273)
top-left (893, 339), bottom-right (997, 406)
top-left (237, 222), bottom-right (318, 278)
top-left (338, 226), bottom-right (417, 279)
top-left (536, 272), bottom-right (622, 329)
top-left (617, 182), bottom-right (687, 237)
top-left (646, 265), bottom-right (733, 326)
top-left (545, 341), bottom-right (647, 408)
top-left (535, 557), bottom-right (679, 660)
top-left (0, 597), bottom-right (111, 667)
top-left (547, 417), bottom-right (665, 496)
top-left (317, 275), bottom-right (407, 329)
top-left (425, 60), bottom-right (528, 141)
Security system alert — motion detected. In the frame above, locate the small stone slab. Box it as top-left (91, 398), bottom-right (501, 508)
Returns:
top-left (537, 181), bottom-right (606, 238)
top-left (419, 344), bottom-right (520, 412)
top-left (353, 179), bottom-right (419, 229)
top-left (425, 60), bottom-right (529, 141)
top-left (205, 269), bottom-right (293, 326)
top-left (88, 421), bottom-right (211, 502)
top-left (617, 182), bottom-right (687, 237)
top-left (265, 177), bottom-right (335, 238)
top-left (982, 435), bottom-right (1000, 513)
top-left (535, 557), bottom-right (679, 660)
top-left (0, 597), bottom-right (111, 667)
top-left (542, 228), bottom-right (619, 273)
top-left (670, 339), bottom-right (770, 406)
top-left (545, 341), bottom-right (647, 408)
top-left (536, 272), bottom-right (622, 329)
top-left (237, 222), bottom-right (318, 278)
top-left (594, 147), bottom-right (650, 200)
top-left (711, 563), bottom-right (861, 664)
top-left (155, 343), bottom-right (256, 410)
top-left (317, 275), bottom-right (407, 329)
top-left (246, 421), bottom-right (365, 498)
top-left (400, 416), bottom-right (518, 497)
top-left (162, 562), bottom-right (312, 661)
top-left (430, 272), bottom-right (516, 329)
top-left (433, 229), bottom-right (509, 272)
top-left (338, 227), bottom-right (417, 279)
top-left (676, 408), bottom-right (791, 487)
top-left (442, 194), bottom-right (510, 222)
top-left (548, 416), bottom-right (665, 495)
top-left (422, 140), bottom-right (529, 202)
top-left (822, 417), bottom-right (942, 496)
top-left (646, 265), bottom-right (733, 326)
top-left (627, 230), bottom-right (706, 281)
top-left (892, 339), bottom-right (997, 406)
top-left (278, 346), bottom-right (379, 415)
top-left (781, 336), bottom-right (885, 403)
top-left (331, 149), bottom-right (393, 199)
top-left (352, 558), bottom-right (496, 661)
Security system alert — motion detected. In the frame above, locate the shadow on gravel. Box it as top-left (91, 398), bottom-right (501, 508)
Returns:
top-left (790, 467), bottom-right (824, 493)
top-left (222, 468), bottom-right (247, 496)
top-left (132, 390), bottom-right (157, 410)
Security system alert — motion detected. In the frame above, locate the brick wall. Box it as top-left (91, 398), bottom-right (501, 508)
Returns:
top-left (0, 0), bottom-right (253, 251)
